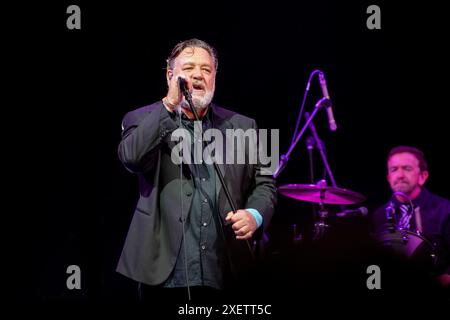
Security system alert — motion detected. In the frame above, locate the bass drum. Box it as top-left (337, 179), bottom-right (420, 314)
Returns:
top-left (374, 229), bottom-right (437, 269)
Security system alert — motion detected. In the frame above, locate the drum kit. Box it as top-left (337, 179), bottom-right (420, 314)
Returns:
top-left (278, 179), bottom-right (367, 240)
top-left (273, 68), bottom-right (438, 270)
top-left (374, 192), bottom-right (437, 269)
top-left (277, 181), bottom-right (437, 269)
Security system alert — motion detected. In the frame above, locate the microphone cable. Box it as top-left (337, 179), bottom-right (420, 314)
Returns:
top-left (178, 108), bottom-right (191, 301)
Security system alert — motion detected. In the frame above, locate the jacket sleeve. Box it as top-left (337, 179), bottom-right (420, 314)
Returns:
top-left (118, 104), bottom-right (178, 173)
top-left (244, 119), bottom-right (277, 233)
top-left (443, 215), bottom-right (450, 274)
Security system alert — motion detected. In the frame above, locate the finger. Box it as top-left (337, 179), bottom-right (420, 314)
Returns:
top-left (236, 231), bottom-right (253, 240)
top-left (234, 224), bottom-right (250, 236)
top-left (167, 75), bottom-right (185, 105)
top-left (225, 212), bottom-right (234, 221)
top-left (232, 220), bottom-right (246, 231)
top-left (230, 211), bottom-right (245, 223)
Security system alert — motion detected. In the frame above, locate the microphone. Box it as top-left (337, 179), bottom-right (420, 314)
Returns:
top-left (318, 71), bottom-right (337, 131)
top-left (177, 76), bottom-right (189, 93)
top-left (176, 76), bottom-right (191, 114)
top-left (336, 206), bottom-right (368, 217)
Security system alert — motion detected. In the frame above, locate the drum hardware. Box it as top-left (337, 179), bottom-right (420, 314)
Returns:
top-left (376, 192), bottom-right (438, 268)
top-left (278, 179), bottom-right (366, 240)
top-left (277, 180), bottom-right (366, 205)
top-left (274, 70), bottom-right (365, 241)
top-left (375, 229), bottom-right (437, 268)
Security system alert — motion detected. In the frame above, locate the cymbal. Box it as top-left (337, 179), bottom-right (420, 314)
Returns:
top-left (278, 184), bottom-right (366, 205)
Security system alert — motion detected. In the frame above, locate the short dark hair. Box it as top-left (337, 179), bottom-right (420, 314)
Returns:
top-left (166, 38), bottom-right (218, 71)
top-left (387, 146), bottom-right (428, 172)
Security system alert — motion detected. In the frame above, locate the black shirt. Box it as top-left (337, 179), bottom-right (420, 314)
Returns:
top-left (164, 107), bottom-right (228, 289)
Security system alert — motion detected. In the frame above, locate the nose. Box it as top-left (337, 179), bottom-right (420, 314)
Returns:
top-left (192, 73), bottom-right (202, 82)
top-left (192, 67), bottom-right (203, 80)
top-left (395, 169), bottom-right (406, 179)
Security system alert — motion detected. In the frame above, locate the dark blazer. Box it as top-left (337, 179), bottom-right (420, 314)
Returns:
top-left (116, 101), bottom-right (277, 285)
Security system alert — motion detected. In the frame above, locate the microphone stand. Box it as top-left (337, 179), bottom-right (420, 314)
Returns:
top-left (306, 136), bottom-right (315, 184)
top-left (180, 87), bottom-right (255, 266)
top-left (304, 136), bottom-right (316, 242)
top-left (272, 98), bottom-right (331, 240)
top-left (386, 191), bottom-right (413, 232)
top-left (304, 112), bottom-right (337, 187)
top-left (385, 200), bottom-right (396, 232)
top-left (273, 97), bottom-right (329, 179)
top-left (291, 136), bottom-right (316, 245)
top-left (304, 111), bottom-right (348, 237)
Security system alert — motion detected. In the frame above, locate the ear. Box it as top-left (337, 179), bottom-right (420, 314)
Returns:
top-left (418, 170), bottom-right (429, 186)
top-left (166, 69), bottom-right (173, 85)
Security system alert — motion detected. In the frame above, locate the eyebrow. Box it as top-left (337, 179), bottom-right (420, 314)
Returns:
top-left (388, 165), bottom-right (413, 169)
top-left (181, 62), bottom-right (212, 68)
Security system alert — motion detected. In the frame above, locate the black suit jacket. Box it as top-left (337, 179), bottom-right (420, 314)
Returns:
top-left (116, 101), bottom-right (277, 285)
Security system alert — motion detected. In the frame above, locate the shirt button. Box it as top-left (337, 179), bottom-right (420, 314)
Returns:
top-left (203, 198), bottom-right (208, 203)
top-left (201, 178), bottom-right (206, 182)
top-left (202, 222), bottom-right (207, 227)
top-left (201, 244), bottom-right (206, 250)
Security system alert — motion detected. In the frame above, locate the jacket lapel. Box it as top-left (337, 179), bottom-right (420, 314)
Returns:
top-left (211, 105), bottom-right (235, 217)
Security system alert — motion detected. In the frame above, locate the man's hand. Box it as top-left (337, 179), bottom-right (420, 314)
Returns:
top-left (225, 209), bottom-right (257, 240)
top-left (164, 74), bottom-right (187, 113)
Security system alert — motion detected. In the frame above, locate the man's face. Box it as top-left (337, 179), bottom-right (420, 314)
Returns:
top-left (387, 152), bottom-right (428, 197)
top-left (170, 47), bottom-right (216, 109)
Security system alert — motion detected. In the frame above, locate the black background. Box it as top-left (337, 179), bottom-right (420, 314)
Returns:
top-left (9, 0), bottom-right (450, 313)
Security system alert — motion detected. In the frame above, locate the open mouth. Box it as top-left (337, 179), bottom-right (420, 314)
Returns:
top-left (192, 83), bottom-right (205, 92)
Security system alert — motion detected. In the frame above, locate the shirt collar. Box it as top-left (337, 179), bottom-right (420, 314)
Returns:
top-left (412, 188), bottom-right (429, 208)
top-left (392, 188), bottom-right (429, 208)
top-left (175, 104), bottom-right (213, 124)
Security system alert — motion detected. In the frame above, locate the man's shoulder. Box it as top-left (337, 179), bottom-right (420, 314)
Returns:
top-left (428, 191), bottom-right (450, 202)
top-left (427, 190), bottom-right (450, 211)
top-left (126, 101), bottom-right (163, 118)
top-left (121, 101), bottom-right (164, 128)
top-left (212, 103), bottom-right (256, 126)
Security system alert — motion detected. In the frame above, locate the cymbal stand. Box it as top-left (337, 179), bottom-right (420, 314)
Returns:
top-left (313, 180), bottom-right (330, 240)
